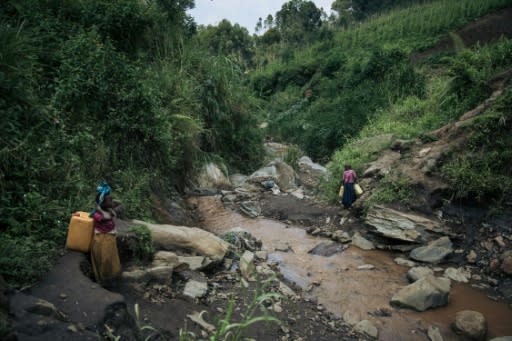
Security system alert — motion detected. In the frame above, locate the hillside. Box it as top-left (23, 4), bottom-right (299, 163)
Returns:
top-left (1, 0), bottom-right (512, 340)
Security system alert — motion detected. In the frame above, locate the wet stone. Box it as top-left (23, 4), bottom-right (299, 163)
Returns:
top-left (410, 237), bottom-right (453, 263)
top-left (467, 250), bottom-right (478, 263)
top-left (354, 319), bottom-right (378, 338)
top-left (391, 275), bottom-right (451, 312)
top-left (427, 325), bottom-right (443, 341)
top-left (452, 310), bottom-right (487, 341)
top-left (407, 266), bottom-right (434, 282)
top-left (351, 232), bottom-right (375, 251)
top-left (395, 257), bottom-right (416, 267)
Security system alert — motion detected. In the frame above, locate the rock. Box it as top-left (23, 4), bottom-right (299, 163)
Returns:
top-left (343, 311), bottom-right (359, 326)
top-left (482, 241), bottom-right (494, 252)
top-left (495, 236), bottom-right (506, 247)
top-left (278, 281), bottom-right (297, 298)
top-left (351, 232), bottom-right (375, 250)
top-left (489, 337), bottom-right (512, 341)
top-left (354, 320), bottom-right (379, 338)
top-left (178, 256), bottom-right (210, 271)
top-left (428, 325), bottom-right (443, 341)
top-left (183, 280), bottom-right (208, 299)
top-left (332, 230), bottom-right (351, 243)
top-left (272, 303), bottom-right (283, 313)
top-left (239, 201), bottom-right (261, 218)
top-left (308, 241), bottom-right (344, 257)
top-left (410, 237), bottom-right (453, 263)
top-left (390, 275), bottom-right (451, 312)
top-left (452, 310), bottom-right (487, 341)
top-left (222, 194), bottom-right (237, 203)
top-left (152, 251), bottom-right (180, 267)
top-left (275, 242), bottom-right (292, 252)
top-left (255, 251), bottom-right (268, 260)
top-left (297, 156), bottom-right (327, 188)
top-left (357, 264), bottom-right (375, 270)
top-left (490, 258), bottom-right (501, 272)
top-left (221, 228), bottom-right (262, 252)
top-left (366, 206), bottom-right (445, 243)
top-left (146, 266), bottom-right (175, 281)
top-left (395, 257), bottom-right (416, 267)
top-left (240, 251), bottom-right (256, 281)
top-left (407, 267), bottom-right (434, 282)
top-left (444, 267), bottom-right (469, 283)
top-left (249, 160), bottom-right (297, 191)
top-left (298, 156), bottom-right (326, 175)
top-left (289, 188), bottom-right (305, 200)
top-left (501, 256), bottom-right (512, 274)
top-left (124, 265), bottom-right (175, 282)
top-left (467, 250), bottom-right (478, 263)
top-left (196, 162), bottom-right (231, 189)
top-left (135, 220), bottom-right (230, 261)
top-left (122, 269), bottom-right (148, 282)
top-left (363, 150), bottom-right (401, 178)
top-left (229, 173), bottom-right (248, 187)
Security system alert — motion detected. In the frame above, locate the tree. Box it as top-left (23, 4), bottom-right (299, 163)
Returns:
top-left (197, 19), bottom-right (254, 67)
top-left (275, 0), bottom-right (322, 45)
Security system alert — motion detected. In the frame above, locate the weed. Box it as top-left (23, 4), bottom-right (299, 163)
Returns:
top-left (365, 173), bottom-right (415, 210)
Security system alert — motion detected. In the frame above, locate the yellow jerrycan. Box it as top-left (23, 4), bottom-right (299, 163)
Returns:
top-left (66, 211), bottom-right (94, 252)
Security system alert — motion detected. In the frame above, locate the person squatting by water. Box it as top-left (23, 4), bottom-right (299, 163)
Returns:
top-left (90, 182), bottom-right (121, 286)
top-left (342, 164), bottom-right (357, 209)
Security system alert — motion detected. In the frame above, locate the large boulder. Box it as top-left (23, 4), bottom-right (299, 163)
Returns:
top-left (410, 237), bottom-right (453, 263)
top-left (366, 206), bottom-right (446, 243)
top-left (390, 275), bottom-right (451, 312)
top-left (196, 162), bottom-right (231, 189)
top-left (297, 156), bottom-right (327, 188)
top-left (134, 220), bottom-right (230, 261)
top-left (354, 319), bottom-right (378, 338)
top-left (249, 160), bottom-right (297, 191)
top-left (363, 150), bottom-right (401, 178)
top-left (452, 310), bottom-right (487, 341)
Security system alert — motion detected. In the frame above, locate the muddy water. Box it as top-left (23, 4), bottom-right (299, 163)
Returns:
top-left (191, 196), bottom-right (512, 340)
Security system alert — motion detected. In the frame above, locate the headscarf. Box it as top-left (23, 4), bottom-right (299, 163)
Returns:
top-left (96, 181), bottom-right (112, 206)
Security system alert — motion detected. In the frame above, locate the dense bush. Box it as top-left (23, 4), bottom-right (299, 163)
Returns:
top-left (0, 0), bottom-right (263, 287)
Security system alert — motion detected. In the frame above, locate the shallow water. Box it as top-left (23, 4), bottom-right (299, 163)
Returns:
top-left (190, 196), bottom-right (512, 340)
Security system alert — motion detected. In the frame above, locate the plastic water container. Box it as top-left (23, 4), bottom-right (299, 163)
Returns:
top-left (66, 211), bottom-right (94, 252)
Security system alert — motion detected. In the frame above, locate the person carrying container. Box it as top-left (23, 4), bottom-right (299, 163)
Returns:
top-left (341, 164), bottom-right (357, 209)
top-left (90, 182), bottom-right (121, 286)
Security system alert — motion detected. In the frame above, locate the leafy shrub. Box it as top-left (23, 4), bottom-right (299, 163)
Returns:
top-left (128, 224), bottom-right (155, 263)
top-left (366, 173), bottom-right (415, 208)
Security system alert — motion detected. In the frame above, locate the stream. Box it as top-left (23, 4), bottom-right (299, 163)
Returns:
top-left (190, 195), bottom-right (512, 341)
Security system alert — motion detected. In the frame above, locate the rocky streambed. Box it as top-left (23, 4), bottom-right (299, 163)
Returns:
top-left (190, 194), bottom-right (512, 341)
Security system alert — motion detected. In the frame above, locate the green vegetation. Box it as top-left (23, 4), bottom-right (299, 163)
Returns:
top-left (128, 224), bottom-right (155, 263)
top-left (251, 0), bottom-right (509, 161)
top-left (0, 0), bottom-right (263, 287)
top-left (441, 88), bottom-right (512, 207)
top-left (1, 0), bottom-right (511, 287)
top-left (364, 173), bottom-right (416, 209)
